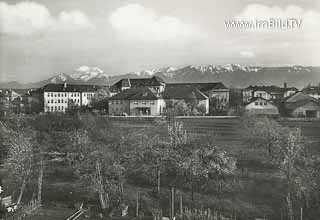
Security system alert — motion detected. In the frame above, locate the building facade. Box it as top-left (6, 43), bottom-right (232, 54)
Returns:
top-left (245, 97), bottom-right (279, 115)
top-left (43, 83), bottom-right (103, 113)
top-left (109, 87), bottom-right (165, 116)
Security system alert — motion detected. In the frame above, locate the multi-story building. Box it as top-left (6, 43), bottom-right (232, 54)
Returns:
top-left (43, 83), bottom-right (105, 113)
top-left (109, 87), bottom-right (165, 116)
top-left (109, 76), bottom-right (228, 115)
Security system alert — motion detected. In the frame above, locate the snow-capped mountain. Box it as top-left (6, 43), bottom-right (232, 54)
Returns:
top-left (71, 66), bottom-right (109, 82)
top-left (1, 65), bottom-right (320, 89)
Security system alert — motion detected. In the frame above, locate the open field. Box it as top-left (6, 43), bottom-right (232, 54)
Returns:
top-left (110, 116), bottom-right (320, 145)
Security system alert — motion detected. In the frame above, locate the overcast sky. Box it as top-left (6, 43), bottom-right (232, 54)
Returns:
top-left (0, 0), bottom-right (320, 83)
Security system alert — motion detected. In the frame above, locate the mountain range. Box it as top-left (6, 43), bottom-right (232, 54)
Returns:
top-left (1, 65), bottom-right (320, 90)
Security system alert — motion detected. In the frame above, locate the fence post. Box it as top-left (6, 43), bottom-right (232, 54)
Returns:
top-left (171, 187), bottom-right (174, 220)
top-left (180, 194), bottom-right (183, 216)
top-left (136, 192), bottom-right (139, 218)
top-left (300, 207), bottom-right (303, 220)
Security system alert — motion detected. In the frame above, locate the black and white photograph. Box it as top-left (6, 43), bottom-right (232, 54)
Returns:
top-left (0, 0), bottom-right (320, 219)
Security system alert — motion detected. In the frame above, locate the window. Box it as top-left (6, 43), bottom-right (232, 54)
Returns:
top-left (51, 107), bottom-right (53, 111)
top-left (51, 100), bottom-right (53, 103)
top-left (58, 99), bottom-right (60, 103)
top-left (58, 93), bottom-right (60, 97)
top-left (255, 102), bottom-right (258, 106)
top-left (134, 101), bottom-right (138, 104)
top-left (150, 101), bottom-right (155, 105)
top-left (264, 102), bottom-right (267, 106)
top-left (48, 100), bottom-right (50, 103)
top-left (58, 106), bottom-right (60, 110)
top-left (62, 106), bottom-right (64, 110)
top-left (55, 106), bottom-right (57, 110)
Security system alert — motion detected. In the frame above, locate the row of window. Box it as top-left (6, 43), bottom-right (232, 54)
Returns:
top-left (255, 101), bottom-right (268, 106)
top-left (47, 106), bottom-right (65, 112)
top-left (47, 99), bottom-right (80, 104)
top-left (110, 100), bottom-right (155, 105)
top-left (46, 92), bottom-right (96, 98)
top-left (46, 92), bottom-right (80, 97)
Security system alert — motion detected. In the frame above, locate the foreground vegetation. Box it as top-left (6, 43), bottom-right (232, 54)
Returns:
top-left (0, 114), bottom-right (320, 219)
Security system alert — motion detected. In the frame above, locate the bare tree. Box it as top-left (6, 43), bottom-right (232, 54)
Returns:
top-left (6, 129), bottom-right (35, 206)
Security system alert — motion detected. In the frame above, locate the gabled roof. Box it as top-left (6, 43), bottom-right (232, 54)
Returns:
top-left (110, 76), bottom-right (165, 92)
top-left (110, 87), bottom-right (160, 100)
top-left (163, 85), bottom-right (208, 100)
top-left (285, 92), bottom-right (318, 103)
top-left (42, 84), bottom-right (101, 92)
top-left (285, 99), bottom-right (320, 110)
top-left (284, 91), bottom-right (320, 110)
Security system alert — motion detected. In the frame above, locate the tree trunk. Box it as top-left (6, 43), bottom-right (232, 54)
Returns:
top-left (17, 178), bottom-right (27, 206)
top-left (37, 158), bottom-right (44, 204)
top-left (286, 192), bottom-right (294, 220)
top-left (157, 169), bottom-right (161, 194)
top-left (96, 161), bottom-right (108, 210)
top-left (99, 190), bottom-right (107, 210)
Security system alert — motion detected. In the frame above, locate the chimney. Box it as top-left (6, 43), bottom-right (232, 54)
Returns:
top-left (64, 82), bottom-right (67, 89)
top-left (284, 82), bottom-right (287, 89)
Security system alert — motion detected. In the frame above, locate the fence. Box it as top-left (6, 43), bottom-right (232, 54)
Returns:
top-left (3, 199), bottom-right (41, 220)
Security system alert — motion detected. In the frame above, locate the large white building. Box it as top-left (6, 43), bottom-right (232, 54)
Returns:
top-left (43, 83), bottom-right (103, 113)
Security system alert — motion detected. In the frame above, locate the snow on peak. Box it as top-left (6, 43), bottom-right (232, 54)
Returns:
top-left (72, 66), bottom-right (107, 81)
top-left (50, 73), bottom-right (68, 83)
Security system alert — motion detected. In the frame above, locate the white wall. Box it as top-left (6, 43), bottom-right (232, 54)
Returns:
top-left (253, 90), bottom-right (272, 100)
top-left (245, 99), bottom-right (279, 115)
top-left (129, 99), bottom-right (165, 116)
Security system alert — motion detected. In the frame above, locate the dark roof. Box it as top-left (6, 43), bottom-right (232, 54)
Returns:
top-left (285, 99), bottom-right (320, 110)
top-left (166, 82), bottom-right (228, 93)
top-left (42, 84), bottom-right (101, 92)
top-left (110, 76), bottom-right (165, 92)
top-left (163, 85), bottom-right (208, 100)
top-left (110, 87), bottom-right (160, 100)
top-left (245, 85), bottom-right (298, 93)
top-left (285, 92), bottom-right (318, 103)
top-left (302, 86), bottom-right (320, 94)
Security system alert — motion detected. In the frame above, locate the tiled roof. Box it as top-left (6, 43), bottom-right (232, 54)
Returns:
top-left (163, 85), bottom-right (208, 100)
top-left (42, 84), bottom-right (102, 92)
top-left (110, 87), bottom-right (160, 100)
